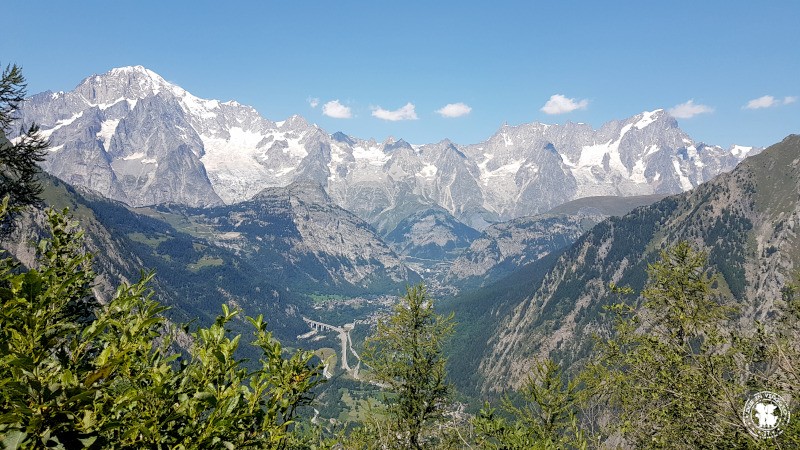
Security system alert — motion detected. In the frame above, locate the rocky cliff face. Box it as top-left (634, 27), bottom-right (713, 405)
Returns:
top-left (0, 176), bottom-right (145, 303)
top-left (445, 214), bottom-right (602, 288)
top-left (17, 67), bottom-right (758, 234)
top-left (476, 135), bottom-right (800, 393)
top-left (384, 207), bottom-right (481, 273)
top-left (21, 69), bottom-right (225, 207)
top-left (170, 181), bottom-right (418, 291)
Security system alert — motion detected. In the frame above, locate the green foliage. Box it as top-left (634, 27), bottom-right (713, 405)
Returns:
top-left (0, 206), bottom-right (323, 448)
top-left (468, 241), bottom-right (800, 449)
top-left (773, 276), bottom-right (800, 392)
top-left (0, 208), bottom-right (98, 447)
top-left (0, 63), bottom-right (47, 236)
top-left (361, 284), bottom-right (455, 449)
top-left (740, 274), bottom-right (800, 446)
top-left (586, 242), bottom-right (769, 448)
top-left (472, 359), bottom-right (588, 449)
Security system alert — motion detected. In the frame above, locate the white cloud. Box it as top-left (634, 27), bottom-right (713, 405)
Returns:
top-left (322, 100), bottom-right (352, 119)
top-left (745, 95), bottom-right (778, 110)
top-left (308, 97), bottom-right (319, 108)
top-left (436, 102), bottom-right (472, 118)
top-left (743, 95), bottom-right (797, 110)
top-left (540, 94), bottom-right (589, 115)
top-left (371, 102), bottom-right (418, 121)
top-left (668, 99), bottom-right (714, 119)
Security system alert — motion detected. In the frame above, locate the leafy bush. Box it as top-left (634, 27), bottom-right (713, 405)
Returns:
top-left (0, 204), bottom-right (323, 449)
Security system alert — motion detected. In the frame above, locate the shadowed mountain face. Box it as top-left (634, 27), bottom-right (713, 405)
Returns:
top-left (463, 135), bottom-right (800, 394)
top-left (0, 175), bottom-right (307, 344)
top-left (17, 66), bottom-right (757, 235)
top-left (385, 207), bottom-right (481, 261)
top-left (1, 175), bottom-right (423, 344)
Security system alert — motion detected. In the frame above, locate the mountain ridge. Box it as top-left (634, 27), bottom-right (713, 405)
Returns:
top-left (16, 66), bottom-right (759, 233)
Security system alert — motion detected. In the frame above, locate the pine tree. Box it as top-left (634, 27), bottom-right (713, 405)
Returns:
top-left (0, 63), bottom-right (48, 237)
top-left (472, 359), bottom-right (588, 449)
top-left (362, 284), bottom-right (455, 450)
top-left (587, 242), bottom-right (750, 448)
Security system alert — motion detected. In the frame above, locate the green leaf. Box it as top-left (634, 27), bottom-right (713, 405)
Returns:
top-left (20, 271), bottom-right (43, 300)
top-left (0, 430), bottom-right (28, 449)
top-left (84, 365), bottom-right (112, 387)
top-left (77, 436), bottom-right (97, 447)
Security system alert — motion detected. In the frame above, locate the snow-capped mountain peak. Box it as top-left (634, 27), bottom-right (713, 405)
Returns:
top-left (633, 109), bottom-right (664, 129)
top-left (80, 65), bottom-right (175, 105)
top-left (107, 64), bottom-right (165, 83)
top-left (17, 66), bottom-right (760, 231)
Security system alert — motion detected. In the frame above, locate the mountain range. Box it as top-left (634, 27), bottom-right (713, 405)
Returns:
top-left (16, 66), bottom-right (758, 236)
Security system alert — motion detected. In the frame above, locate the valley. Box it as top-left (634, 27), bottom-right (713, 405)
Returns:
top-left (2, 1), bottom-right (798, 445)
top-left (4, 62), bottom-right (799, 447)
top-left (4, 66), bottom-right (765, 384)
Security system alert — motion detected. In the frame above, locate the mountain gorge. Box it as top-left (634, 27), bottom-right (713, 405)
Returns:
top-left (444, 194), bottom-right (667, 291)
top-left (468, 135), bottom-right (800, 393)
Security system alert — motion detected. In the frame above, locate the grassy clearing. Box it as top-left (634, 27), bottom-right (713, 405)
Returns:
top-left (338, 389), bottom-right (385, 423)
top-left (309, 293), bottom-right (349, 305)
top-left (187, 255), bottom-right (225, 272)
top-left (133, 207), bottom-right (218, 239)
top-left (127, 232), bottom-right (169, 248)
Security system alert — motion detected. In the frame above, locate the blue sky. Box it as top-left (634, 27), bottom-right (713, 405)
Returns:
top-left (3, 1), bottom-right (798, 148)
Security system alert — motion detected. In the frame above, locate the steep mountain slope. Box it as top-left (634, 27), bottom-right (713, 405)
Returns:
top-left (2, 174), bottom-right (146, 302)
top-left (171, 182), bottom-right (418, 293)
top-left (0, 174), bottom-right (308, 342)
top-left (17, 66), bottom-right (757, 233)
top-left (445, 214), bottom-right (601, 291)
top-left (470, 135), bottom-right (800, 393)
top-left (445, 195), bottom-right (666, 290)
